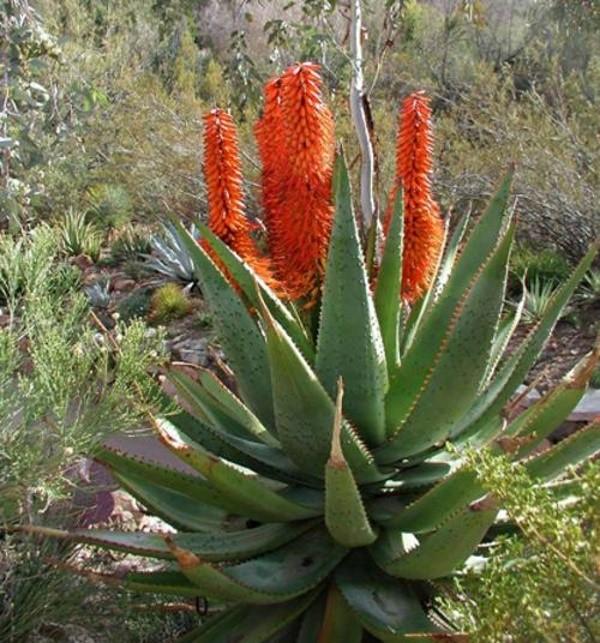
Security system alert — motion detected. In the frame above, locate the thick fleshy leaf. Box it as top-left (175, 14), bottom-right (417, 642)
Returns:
top-left (325, 382), bottom-right (377, 547)
top-left (336, 551), bottom-right (438, 640)
top-left (20, 521), bottom-right (313, 563)
top-left (391, 172), bottom-right (514, 419)
top-left (96, 444), bottom-right (233, 517)
top-left (198, 222), bottom-right (315, 362)
top-left (169, 374), bottom-right (320, 487)
top-left (373, 468), bottom-right (484, 533)
top-left (177, 591), bottom-right (320, 643)
top-left (316, 155), bottom-right (388, 446)
top-left (370, 504), bottom-right (498, 579)
top-left (258, 289), bottom-right (389, 484)
top-left (112, 469), bottom-right (228, 531)
top-left (508, 342), bottom-right (600, 459)
top-left (375, 188), bottom-right (404, 371)
top-left (317, 584), bottom-right (363, 643)
top-left (156, 418), bottom-right (321, 522)
top-left (434, 210), bottom-right (471, 298)
top-left (381, 225), bottom-right (514, 461)
top-left (450, 241), bottom-right (599, 440)
top-left (171, 218), bottom-right (275, 429)
top-left (169, 526), bottom-right (346, 604)
top-left (525, 419), bottom-right (600, 480)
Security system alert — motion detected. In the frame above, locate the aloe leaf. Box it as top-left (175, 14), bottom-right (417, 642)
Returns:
top-left (483, 293), bottom-right (525, 386)
top-left (434, 209), bottom-right (471, 296)
top-left (373, 468), bottom-right (484, 533)
top-left (21, 521), bottom-right (313, 563)
top-left (96, 444), bottom-right (232, 512)
top-left (370, 504), bottom-right (498, 579)
top-left (115, 569), bottom-right (204, 596)
top-left (112, 469), bottom-right (228, 531)
top-left (382, 224), bottom-right (514, 461)
top-left (317, 584), bottom-right (363, 643)
top-left (170, 218), bottom-right (275, 429)
top-left (375, 188), bottom-right (403, 371)
top-left (198, 222), bottom-right (314, 362)
top-left (257, 288), bottom-right (388, 484)
top-left (177, 591), bottom-right (320, 643)
top-left (525, 419), bottom-right (600, 481)
top-left (169, 396), bottom-right (322, 488)
top-left (450, 241), bottom-right (599, 440)
top-left (156, 418), bottom-right (321, 522)
top-left (297, 594), bottom-right (328, 642)
top-left (336, 551), bottom-right (438, 640)
top-left (169, 526), bottom-right (345, 604)
top-left (325, 381), bottom-right (377, 547)
top-left (316, 155), bottom-right (388, 446)
top-left (508, 342), bottom-right (600, 459)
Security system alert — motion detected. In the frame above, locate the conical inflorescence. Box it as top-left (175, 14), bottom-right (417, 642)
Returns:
top-left (384, 92), bottom-right (444, 303)
top-left (202, 108), bottom-right (275, 285)
top-left (255, 63), bottom-right (335, 300)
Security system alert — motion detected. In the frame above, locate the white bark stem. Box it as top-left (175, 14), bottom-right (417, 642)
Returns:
top-left (349, 0), bottom-right (375, 229)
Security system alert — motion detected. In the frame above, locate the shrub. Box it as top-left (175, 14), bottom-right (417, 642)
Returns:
top-left (109, 225), bottom-right (152, 264)
top-left (510, 243), bottom-right (571, 288)
top-left (56, 210), bottom-right (103, 262)
top-left (149, 283), bottom-right (192, 324)
top-left (86, 183), bottom-right (134, 231)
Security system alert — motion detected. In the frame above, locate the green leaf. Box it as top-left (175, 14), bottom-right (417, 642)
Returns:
top-left (156, 418), bottom-right (322, 522)
top-left (20, 522), bottom-right (313, 563)
top-left (171, 218), bottom-right (275, 429)
top-left (112, 469), bottom-right (227, 531)
top-left (450, 241), bottom-right (599, 440)
top-left (316, 155), bottom-right (388, 446)
top-left (336, 551), bottom-right (437, 640)
top-left (508, 344), bottom-right (599, 459)
top-left (178, 591), bottom-right (320, 643)
top-left (370, 504), bottom-right (497, 579)
top-left (375, 188), bottom-right (404, 371)
top-left (317, 584), bottom-right (363, 643)
top-left (169, 526), bottom-right (346, 604)
top-left (525, 419), bottom-right (600, 480)
top-left (373, 468), bottom-right (483, 533)
top-left (258, 288), bottom-right (388, 484)
top-left (381, 224), bottom-right (514, 461)
top-left (325, 381), bottom-right (377, 547)
top-left (198, 222), bottom-right (314, 362)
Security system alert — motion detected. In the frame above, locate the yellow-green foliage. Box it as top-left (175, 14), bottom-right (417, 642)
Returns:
top-left (150, 283), bottom-right (192, 323)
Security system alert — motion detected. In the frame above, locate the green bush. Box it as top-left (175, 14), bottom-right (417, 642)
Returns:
top-left (441, 451), bottom-right (600, 641)
top-left (109, 225), bottom-right (152, 264)
top-left (56, 210), bottom-right (103, 262)
top-left (150, 283), bottom-right (192, 324)
top-left (86, 183), bottom-right (134, 230)
top-left (510, 244), bottom-right (571, 288)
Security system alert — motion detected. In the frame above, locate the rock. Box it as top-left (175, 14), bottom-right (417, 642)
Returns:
top-left (169, 335), bottom-right (210, 366)
top-left (111, 277), bottom-right (136, 292)
top-left (569, 389), bottom-right (600, 422)
top-left (70, 254), bottom-right (94, 271)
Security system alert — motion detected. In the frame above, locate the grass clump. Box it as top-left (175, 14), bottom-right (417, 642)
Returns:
top-left (150, 283), bottom-right (192, 324)
top-left (57, 210), bottom-right (103, 262)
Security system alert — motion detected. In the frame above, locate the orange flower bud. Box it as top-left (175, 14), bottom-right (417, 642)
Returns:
top-left (202, 108), bottom-right (275, 286)
top-left (256, 63), bottom-right (335, 300)
top-left (384, 92), bottom-right (444, 303)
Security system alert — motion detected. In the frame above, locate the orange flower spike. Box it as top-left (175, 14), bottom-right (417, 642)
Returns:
top-left (386, 92), bottom-right (444, 303)
top-left (261, 62), bottom-right (334, 300)
top-left (202, 108), bottom-right (277, 287)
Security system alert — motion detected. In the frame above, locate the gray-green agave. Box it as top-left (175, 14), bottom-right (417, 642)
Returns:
top-left (36, 156), bottom-right (599, 641)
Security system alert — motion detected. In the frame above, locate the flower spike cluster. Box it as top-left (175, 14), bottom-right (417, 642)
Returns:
top-left (202, 109), bottom-right (275, 285)
top-left (255, 63), bottom-right (335, 300)
top-left (385, 92), bottom-right (444, 303)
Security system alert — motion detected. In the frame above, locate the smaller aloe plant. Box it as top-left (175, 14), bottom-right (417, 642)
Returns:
top-left (145, 222), bottom-right (200, 285)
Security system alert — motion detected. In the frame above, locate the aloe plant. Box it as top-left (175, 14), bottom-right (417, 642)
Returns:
top-left (33, 64), bottom-right (600, 641)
